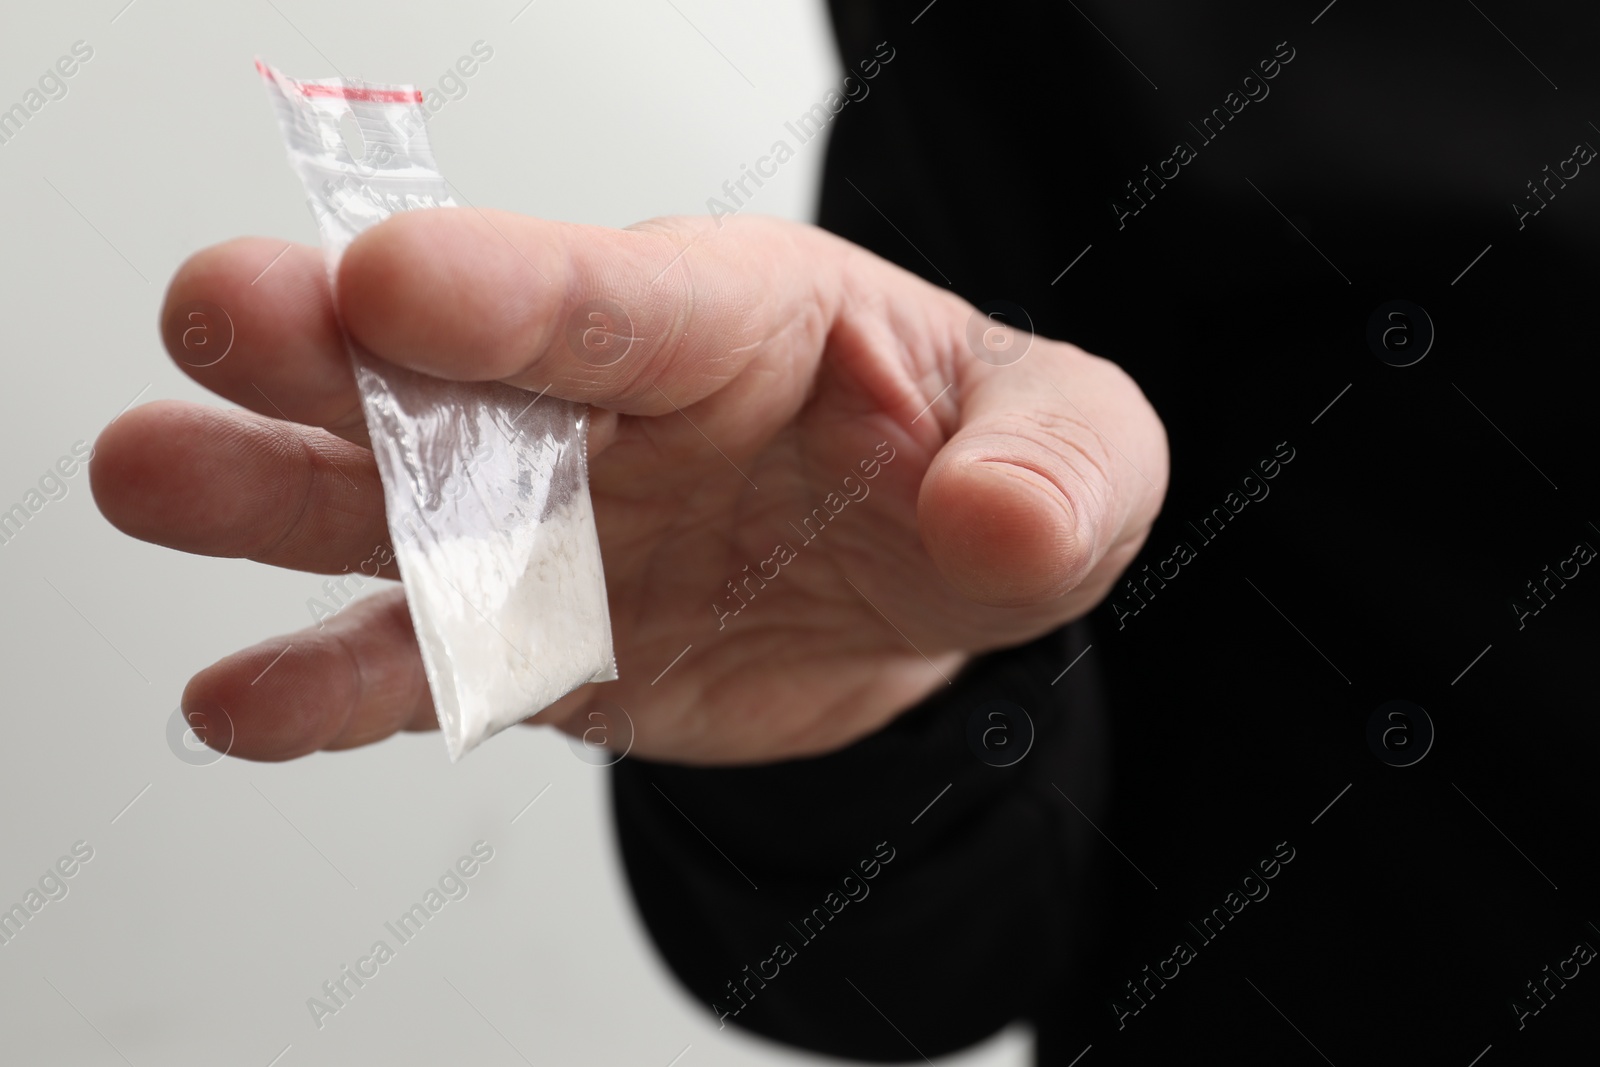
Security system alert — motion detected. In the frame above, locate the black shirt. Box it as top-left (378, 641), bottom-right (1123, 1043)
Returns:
top-left (613, 3), bottom-right (1600, 1062)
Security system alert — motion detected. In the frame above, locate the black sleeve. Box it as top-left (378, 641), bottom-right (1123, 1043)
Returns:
top-left (617, 4), bottom-right (1600, 1063)
top-left (608, 621), bottom-right (1109, 1061)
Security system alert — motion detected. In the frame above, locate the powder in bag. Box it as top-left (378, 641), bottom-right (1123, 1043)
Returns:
top-left (256, 60), bottom-right (617, 761)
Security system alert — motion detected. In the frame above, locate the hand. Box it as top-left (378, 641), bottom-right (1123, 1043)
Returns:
top-left (92, 211), bottom-right (1168, 765)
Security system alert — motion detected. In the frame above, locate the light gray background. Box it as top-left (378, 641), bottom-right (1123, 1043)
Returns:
top-left (0, 1), bottom-right (1027, 1064)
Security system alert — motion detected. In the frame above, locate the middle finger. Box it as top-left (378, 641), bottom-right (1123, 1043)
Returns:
top-left (92, 399), bottom-right (396, 578)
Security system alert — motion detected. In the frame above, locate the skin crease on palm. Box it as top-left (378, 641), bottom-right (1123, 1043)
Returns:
top-left (89, 209), bottom-right (1170, 766)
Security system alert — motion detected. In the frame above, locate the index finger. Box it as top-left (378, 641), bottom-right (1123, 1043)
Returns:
top-left (161, 237), bottom-right (370, 447)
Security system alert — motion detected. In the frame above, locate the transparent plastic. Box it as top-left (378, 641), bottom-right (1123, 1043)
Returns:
top-left (257, 60), bottom-right (617, 761)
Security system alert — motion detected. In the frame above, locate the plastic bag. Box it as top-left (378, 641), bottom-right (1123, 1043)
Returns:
top-left (256, 60), bottom-right (617, 761)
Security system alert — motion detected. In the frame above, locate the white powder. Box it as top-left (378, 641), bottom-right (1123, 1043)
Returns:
top-left (363, 383), bottom-right (618, 763)
top-left (399, 472), bottom-right (617, 762)
top-left (260, 62), bottom-right (618, 762)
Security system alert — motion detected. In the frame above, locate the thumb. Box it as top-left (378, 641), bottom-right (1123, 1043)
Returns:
top-left (917, 330), bottom-right (1169, 608)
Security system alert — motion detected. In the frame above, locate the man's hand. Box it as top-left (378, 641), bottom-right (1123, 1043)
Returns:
top-left (91, 211), bottom-right (1168, 764)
